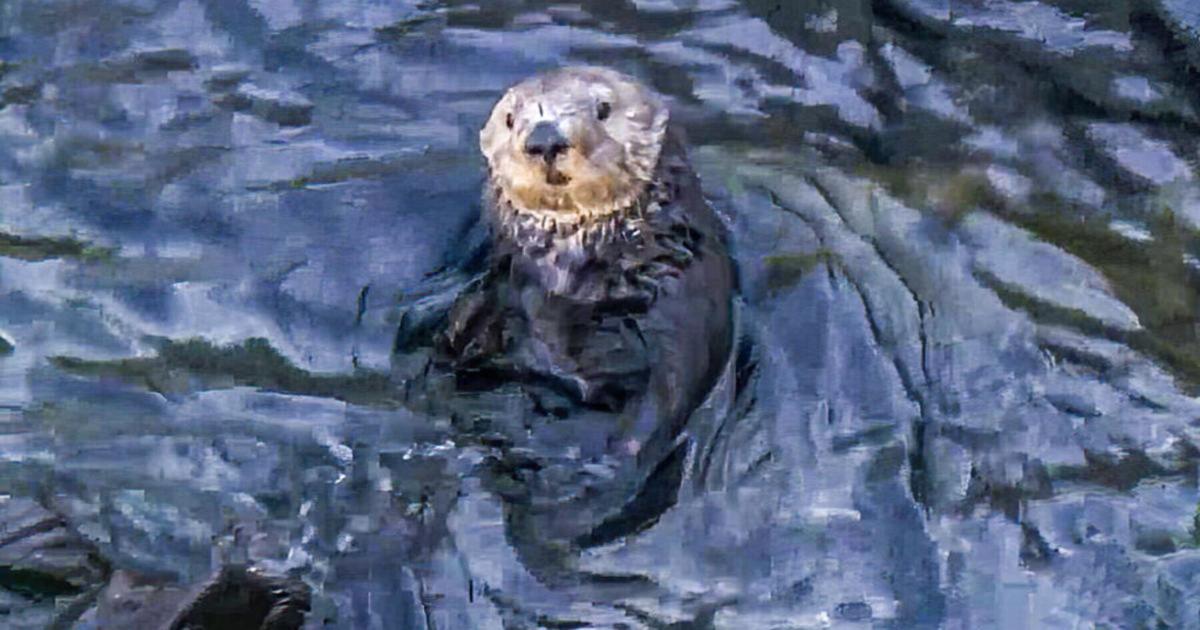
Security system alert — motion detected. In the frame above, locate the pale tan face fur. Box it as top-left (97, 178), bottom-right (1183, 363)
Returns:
top-left (479, 67), bottom-right (669, 223)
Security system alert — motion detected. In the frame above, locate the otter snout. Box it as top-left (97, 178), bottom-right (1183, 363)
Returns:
top-left (525, 121), bottom-right (570, 162)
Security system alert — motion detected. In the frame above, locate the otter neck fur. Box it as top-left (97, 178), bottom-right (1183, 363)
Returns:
top-left (485, 137), bottom-right (696, 299)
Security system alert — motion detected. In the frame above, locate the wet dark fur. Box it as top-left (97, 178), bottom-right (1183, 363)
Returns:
top-left (437, 129), bottom-right (733, 457)
top-left (426, 125), bottom-right (735, 560)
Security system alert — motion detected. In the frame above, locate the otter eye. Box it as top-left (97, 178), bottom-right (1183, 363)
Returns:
top-left (505, 112), bottom-right (514, 129)
top-left (597, 102), bottom-right (612, 121)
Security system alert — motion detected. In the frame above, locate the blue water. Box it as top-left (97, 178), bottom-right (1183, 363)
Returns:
top-left (2, 0), bottom-right (1200, 626)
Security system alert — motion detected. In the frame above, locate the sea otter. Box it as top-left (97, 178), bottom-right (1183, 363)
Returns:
top-left (424, 66), bottom-right (735, 556)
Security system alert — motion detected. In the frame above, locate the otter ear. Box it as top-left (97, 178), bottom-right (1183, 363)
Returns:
top-left (646, 92), bottom-right (669, 143)
top-left (624, 89), bottom-right (669, 181)
top-left (479, 93), bottom-right (515, 164)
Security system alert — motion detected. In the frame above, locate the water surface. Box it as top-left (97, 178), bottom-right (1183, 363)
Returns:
top-left (2, 0), bottom-right (1200, 626)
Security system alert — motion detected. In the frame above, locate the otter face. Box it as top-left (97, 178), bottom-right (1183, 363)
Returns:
top-left (480, 67), bottom-right (669, 220)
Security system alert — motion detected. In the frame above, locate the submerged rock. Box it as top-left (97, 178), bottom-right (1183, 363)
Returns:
top-left (0, 497), bottom-right (108, 628)
top-left (79, 566), bottom-right (310, 630)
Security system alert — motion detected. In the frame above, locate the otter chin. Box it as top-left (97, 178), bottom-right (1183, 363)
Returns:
top-left (433, 66), bottom-right (735, 556)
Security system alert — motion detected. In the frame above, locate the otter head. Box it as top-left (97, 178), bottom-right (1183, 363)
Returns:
top-left (480, 66), bottom-right (669, 223)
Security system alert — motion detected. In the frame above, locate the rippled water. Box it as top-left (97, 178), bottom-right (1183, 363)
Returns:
top-left (2, 0), bottom-right (1200, 627)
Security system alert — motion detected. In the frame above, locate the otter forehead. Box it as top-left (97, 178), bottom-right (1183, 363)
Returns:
top-left (483, 67), bottom-right (666, 139)
top-left (505, 68), bottom-right (625, 114)
top-left (480, 67), bottom-right (669, 220)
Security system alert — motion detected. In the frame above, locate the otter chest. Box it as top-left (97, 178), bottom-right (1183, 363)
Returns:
top-left (483, 200), bottom-right (705, 409)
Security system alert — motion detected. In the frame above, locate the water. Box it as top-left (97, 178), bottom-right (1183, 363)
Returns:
top-left (2, 0), bottom-right (1200, 626)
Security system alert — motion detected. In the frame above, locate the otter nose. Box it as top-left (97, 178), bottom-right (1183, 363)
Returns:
top-left (524, 122), bottom-right (569, 161)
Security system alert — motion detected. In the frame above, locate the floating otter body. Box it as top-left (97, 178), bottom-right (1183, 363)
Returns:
top-left (430, 67), bottom-right (735, 555)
